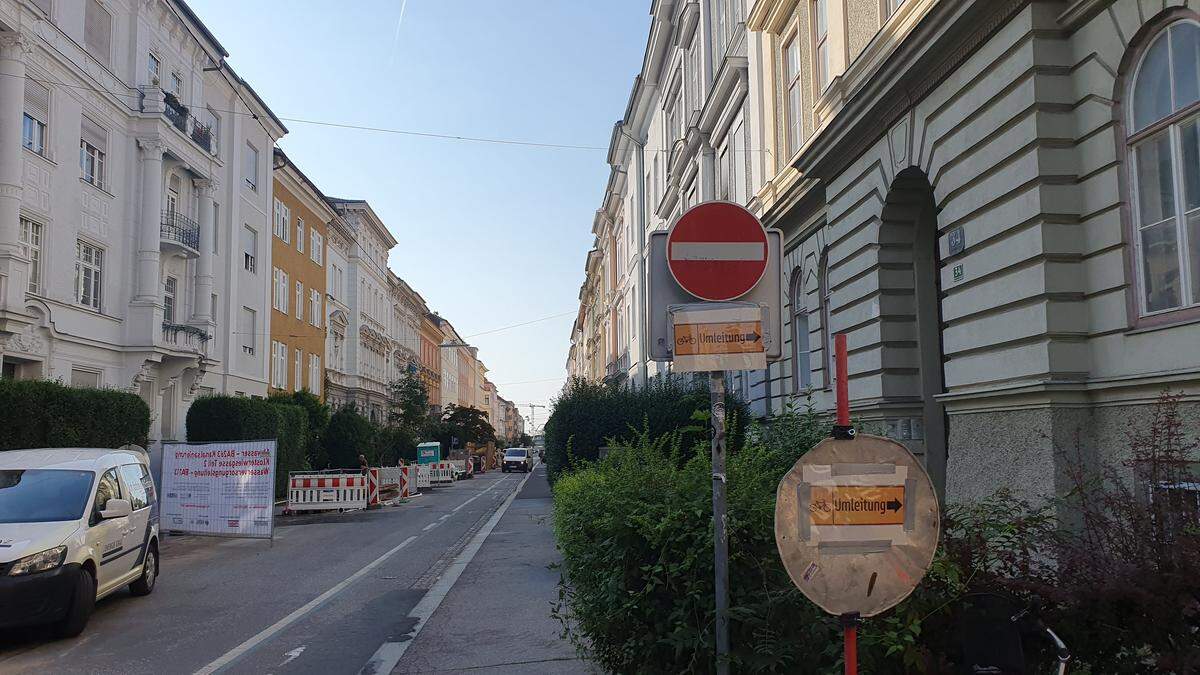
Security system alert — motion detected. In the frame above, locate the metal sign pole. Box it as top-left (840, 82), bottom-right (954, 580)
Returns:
top-left (710, 370), bottom-right (730, 675)
top-left (832, 333), bottom-right (858, 675)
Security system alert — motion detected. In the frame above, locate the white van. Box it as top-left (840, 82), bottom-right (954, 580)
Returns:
top-left (0, 448), bottom-right (160, 637)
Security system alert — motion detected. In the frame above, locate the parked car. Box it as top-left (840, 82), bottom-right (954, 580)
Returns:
top-left (502, 448), bottom-right (532, 473)
top-left (0, 448), bottom-right (160, 638)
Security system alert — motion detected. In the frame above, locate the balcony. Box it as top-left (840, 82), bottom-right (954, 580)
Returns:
top-left (162, 323), bottom-right (211, 357)
top-left (160, 92), bottom-right (218, 156)
top-left (161, 210), bottom-right (200, 256)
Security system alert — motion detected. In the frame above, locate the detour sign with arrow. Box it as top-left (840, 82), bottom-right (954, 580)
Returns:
top-left (674, 320), bottom-right (764, 356)
top-left (808, 486), bottom-right (905, 526)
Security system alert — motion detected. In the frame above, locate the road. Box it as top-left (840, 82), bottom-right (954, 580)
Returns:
top-left (0, 465), bottom-right (592, 675)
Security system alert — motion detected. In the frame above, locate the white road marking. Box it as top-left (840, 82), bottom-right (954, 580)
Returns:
top-left (359, 470), bottom-right (535, 674)
top-left (277, 646), bottom-right (305, 667)
top-left (422, 522), bottom-right (438, 531)
top-left (670, 241), bottom-right (764, 261)
top-left (193, 535), bottom-right (418, 675)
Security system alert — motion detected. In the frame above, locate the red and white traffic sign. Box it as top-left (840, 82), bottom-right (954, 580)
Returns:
top-left (667, 202), bottom-right (769, 302)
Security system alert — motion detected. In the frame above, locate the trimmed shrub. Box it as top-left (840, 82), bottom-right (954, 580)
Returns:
top-left (0, 379), bottom-right (149, 451)
top-left (185, 395), bottom-right (309, 497)
top-left (543, 376), bottom-right (749, 484)
top-left (268, 390), bottom-right (330, 469)
top-left (323, 404), bottom-right (376, 469)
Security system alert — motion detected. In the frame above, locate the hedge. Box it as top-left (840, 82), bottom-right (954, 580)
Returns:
top-left (0, 379), bottom-right (149, 451)
top-left (542, 376), bottom-right (749, 484)
top-left (185, 395), bottom-right (309, 497)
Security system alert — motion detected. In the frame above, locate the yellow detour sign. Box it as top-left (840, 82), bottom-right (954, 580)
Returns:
top-left (674, 320), bottom-right (764, 356)
top-left (669, 303), bottom-right (768, 373)
top-left (774, 434), bottom-right (940, 617)
top-left (808, 486), bottom-right (906, 526)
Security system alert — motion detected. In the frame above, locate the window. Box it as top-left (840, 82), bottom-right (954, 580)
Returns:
top-left (74, 240), bottom-right (103, 311)
top-left (91, 468), bottom-right (121, 523)
top-left (812, 0), bottom-right (829, 91)
top-left (19, 218), bottom-right (42, 294)
top-left (1129, 22), bottom-right (1200, 315)
top-left (308, 354), bottom-right (321, 396)
top-left (818, 251), bottom-right (832, 388)
top-left (242, 225), bottom-right (257, 273)
top-left (271, 341), bottom-right (287, 389)
top-left (332, 330), bottom-right (345, 370)
top-left (205, 106), bottom-right (220, 153)
top-left (83, 0), bottom-right (111, 67)
top-left (882, 0), bottom-right (905, 17)
top-left (80, 117), bottom-right (106, 189)
top-left (296, 220), bottom-right (305, 253)
top-left (23, 79), bottom-right (48, 156)
top-left (310, 289), bottom-right (321, 327)
top-left (71, 368), bottom-right (100, 388)
top-left (170, 72), bottom-right (182, 96)
top-left (784, 36), bottom-right (802, 155)
top-left (311, 231), bottom-right (324, 265)
top-left (296, 280), bottom-right (304, 321)
top-left (240, 307), bottom-right (256, 355)
top-left (294, 348), bottom-right (302, 392)
top-left (331, 263), bottom-right (343, 298)
top-left (212, 202), bottom-right (220, 254)
top-left (687, 38), bottom-right (701, 113)
top-left (790, 272), bottom-right (812, 390)
top-left (272, 199), bottom-right (290, 242)
top-left (118, 464), bottom-right (150, 511)
top-left (163, 276), bottom-right (177, 324)
top-left (244, 143), bottom-right (258, 191)
top-left (148, 53), bottom-right (160, 85)
top-left (272, 267), bottom-right (288, 314)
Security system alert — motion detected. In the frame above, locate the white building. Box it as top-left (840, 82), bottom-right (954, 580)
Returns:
top-left (323, 198), bottom-right (397, 423)
top-left (0, 0), bottom-right (284, 440)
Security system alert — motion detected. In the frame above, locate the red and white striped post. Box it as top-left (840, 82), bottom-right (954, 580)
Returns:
top-left (832, 332), bottom-right (859, 675)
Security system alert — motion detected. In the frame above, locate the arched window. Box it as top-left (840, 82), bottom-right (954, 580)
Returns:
top-left (790, 270), bottom-right (812, 391)
top-left (1129, 21), bottom-right (1200, 315)
top-left (818, 250), bottom-right (833, 389)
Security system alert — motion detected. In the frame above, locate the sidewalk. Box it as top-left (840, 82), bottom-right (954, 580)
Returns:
top-left (394, 468), bottom-right (595, 674)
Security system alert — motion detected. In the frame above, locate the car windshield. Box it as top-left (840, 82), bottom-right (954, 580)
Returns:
top-left (505, 450), bottom-right (527, 458)
top-left (0, 469), bottom-right (95, 523)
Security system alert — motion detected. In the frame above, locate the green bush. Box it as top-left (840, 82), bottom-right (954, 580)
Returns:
top-left (185, 395), bottom-right (310, 497)
top-left (269, 390), bottom-right (330, 469)
top-left (543, 376), bottom-right (749, 485)
top-left (323, 404), bottom-right (376, 469)
top-left (0, 379), bottom-right (149, 451)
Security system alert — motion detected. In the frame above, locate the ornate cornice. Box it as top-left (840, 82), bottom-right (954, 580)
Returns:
top-left (0, 31), bottom-right (33, 60)
top-left (192, 177), bottom-right (218, 197)
top-left (136, 136), bottom-right (166, 155)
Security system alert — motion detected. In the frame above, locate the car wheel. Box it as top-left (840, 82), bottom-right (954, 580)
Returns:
top-left (129, 542), bottom-right (158, 596)
top-left (53, 566), bottom-right (95, 639)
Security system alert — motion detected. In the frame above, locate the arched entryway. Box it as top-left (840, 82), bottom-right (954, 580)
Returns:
top-left (879, 168), bottom-right (948, 494)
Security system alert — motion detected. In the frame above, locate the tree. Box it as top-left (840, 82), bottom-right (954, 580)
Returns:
top-left (269, 390), bottom-right (330, 468)
top-left (438, 404), bottom-right (496, 449)
top-left (323, 403), bottom-right (376, 469)
top-left (388, 368), bottom-right (430, 438)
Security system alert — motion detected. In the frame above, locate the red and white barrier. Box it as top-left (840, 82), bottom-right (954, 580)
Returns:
top-left (288, 472), bottom-right (368, 512)
top-left (415, 465), bottom-right (432, 490)
top-left (432, 461), bottom-right (454, 486)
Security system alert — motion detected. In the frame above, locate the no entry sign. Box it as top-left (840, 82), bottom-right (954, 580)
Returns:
top-left (667, 202), bottom-right (768, 302)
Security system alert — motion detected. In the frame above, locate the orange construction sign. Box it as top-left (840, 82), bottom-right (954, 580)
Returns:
top-left (674, 321), bottom-right (765, 356)
top-left (808, 486), bottom-right (906, 526)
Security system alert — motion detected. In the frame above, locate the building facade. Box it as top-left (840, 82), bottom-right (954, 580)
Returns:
top-left (0, 0), bottom-right (283, 441)
top-left (269, 148), bottom-right (328, 399)
top-left (323, 198), bottom-right (396, 423)
top-left (572, 0), bottom-right (1200, 504)
top-left (419, 311), bottom-right (442, 415)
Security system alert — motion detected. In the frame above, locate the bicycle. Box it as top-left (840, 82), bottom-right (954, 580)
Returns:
top-left (957, 592), bottom-right (1071, 675)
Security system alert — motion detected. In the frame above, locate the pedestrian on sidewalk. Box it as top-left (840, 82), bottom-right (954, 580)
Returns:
top-left (358, 453), bottom-right (369, 475)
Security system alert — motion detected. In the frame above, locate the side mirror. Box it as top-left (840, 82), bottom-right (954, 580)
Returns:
top-left (100, 498), bottom-right (132, 519)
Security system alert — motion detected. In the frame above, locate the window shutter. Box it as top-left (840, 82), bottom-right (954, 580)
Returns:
top-left (24, 79), bottom-right (49, 124)
top-left (84, 0), bottom-right (111, 66)
top-left (81, 115), bottom-right (106, 152)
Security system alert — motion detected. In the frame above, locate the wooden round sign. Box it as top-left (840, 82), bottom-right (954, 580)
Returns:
top-left (774, 434), bottom-right (940, 617)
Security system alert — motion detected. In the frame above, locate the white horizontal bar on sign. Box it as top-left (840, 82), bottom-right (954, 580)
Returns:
top-left (670, 242), bottom-right (765, 261)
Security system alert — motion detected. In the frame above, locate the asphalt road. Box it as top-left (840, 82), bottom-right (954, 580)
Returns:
top-left (0, 466), bottom-right (583, 675)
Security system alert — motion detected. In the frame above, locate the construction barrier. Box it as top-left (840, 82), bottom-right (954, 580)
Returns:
top-left (415, 464), bottom-right (431, 490)
top-left (432, 461), bottom-right (454, 486)
top-left (367, 466), bottom-right (410, 506)
top-left (287, 471), bottom-right (367, 512)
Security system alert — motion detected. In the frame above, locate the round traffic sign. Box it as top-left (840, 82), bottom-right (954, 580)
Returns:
top-left (774, 434), bottom-right (940, 617)
top-left (667, 202), bottom-right (768, 302)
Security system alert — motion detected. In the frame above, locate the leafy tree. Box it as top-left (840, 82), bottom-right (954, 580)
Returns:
top-left (322, 403), bottom-right (376, 469)
top-left (437, 404), bottom-right (496, 449)
top-left (388, 368), bottom-right (430, 438)
top-left (269, 390), bottom-right (330, 468)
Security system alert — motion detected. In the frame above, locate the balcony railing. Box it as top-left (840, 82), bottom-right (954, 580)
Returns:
top-left (163, 94), bottom-right (189, 133)
top-left (162, 323), bottom-right (211, 356)
top-left (160, 92), bottom-right (218, 156)
top-left (190, 121), bottom-right (213, 152)
top-left (161, 210), bottom-right (200, 251)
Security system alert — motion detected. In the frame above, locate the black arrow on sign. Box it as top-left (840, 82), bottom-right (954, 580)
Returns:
top-left (886, 498), bottom-right (903, 512)
top-left (743, 332), bottom-right (762, 343)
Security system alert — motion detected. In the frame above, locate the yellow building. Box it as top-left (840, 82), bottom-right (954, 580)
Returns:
top-left (269, 149), bottom-right (331, 399)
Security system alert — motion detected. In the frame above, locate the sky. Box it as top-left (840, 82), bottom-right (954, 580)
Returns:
top-left (187, 1), bottom-right (651, 431)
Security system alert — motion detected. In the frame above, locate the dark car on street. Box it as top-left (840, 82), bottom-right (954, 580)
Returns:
top-left (502, 448), bottom-right (531, 473)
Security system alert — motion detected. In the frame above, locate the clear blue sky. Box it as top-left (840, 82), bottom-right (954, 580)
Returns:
top-left (188, 1), bottom-right (650, 428)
